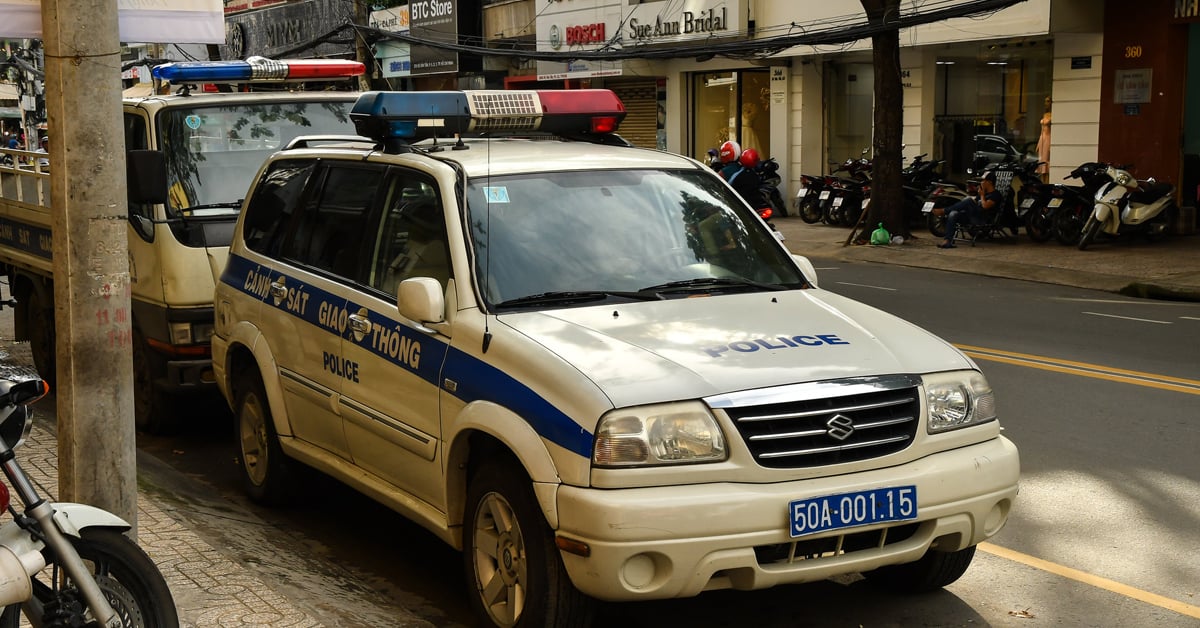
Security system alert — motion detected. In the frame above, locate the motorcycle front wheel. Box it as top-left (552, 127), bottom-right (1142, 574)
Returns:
top-left (0, 528), bottom-right (178, 627)
top-left (1024, 206), bottom-right (1054, 242)
top-left (1078, 215), bottom-right (1102, 250)
top-left (926, 211), bottom-right (947, 238)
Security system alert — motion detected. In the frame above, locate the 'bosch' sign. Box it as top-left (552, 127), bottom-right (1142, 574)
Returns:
top-left (566, 23), bottom-right (606, 46)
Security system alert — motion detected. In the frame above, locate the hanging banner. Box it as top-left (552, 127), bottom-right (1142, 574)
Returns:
top-left (0, 0), bottom-right (224, 44)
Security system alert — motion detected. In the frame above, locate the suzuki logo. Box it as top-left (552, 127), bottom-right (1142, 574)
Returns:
top-left (826, 414), bottom-right (855, 441)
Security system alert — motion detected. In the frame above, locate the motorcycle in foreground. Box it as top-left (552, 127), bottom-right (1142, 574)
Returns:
top-left (754, 157), bottom-right (787, 217)
top-left (0, 378), bottom-right (178, 627)
top-left (1078, 164), bottom-right (1177, 250)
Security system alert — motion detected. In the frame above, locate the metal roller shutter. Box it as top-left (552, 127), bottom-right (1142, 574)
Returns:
top-left (608, 80), bottom-right (659, 149)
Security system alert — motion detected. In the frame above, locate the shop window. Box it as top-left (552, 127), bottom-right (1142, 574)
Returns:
top-left (691, 70), bottom-right (770, 163)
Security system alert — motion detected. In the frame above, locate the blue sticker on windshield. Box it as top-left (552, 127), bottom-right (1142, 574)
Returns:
top-left (483, 187), bottom-right (510, 203)
top-left (184, 115), bottom-right (202, 130)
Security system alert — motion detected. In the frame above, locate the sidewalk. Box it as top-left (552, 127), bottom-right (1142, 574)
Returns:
top-left (773, 216), bottom-right (1200, 301)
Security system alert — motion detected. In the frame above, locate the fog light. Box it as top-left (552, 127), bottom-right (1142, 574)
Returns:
top-left (621, 554), bottom-right (656, 589)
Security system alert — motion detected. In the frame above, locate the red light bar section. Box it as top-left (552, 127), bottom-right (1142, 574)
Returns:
top-left (283, 60), bottom-right (366, 79)
top-left (535, 89), bottom-right (625, 116)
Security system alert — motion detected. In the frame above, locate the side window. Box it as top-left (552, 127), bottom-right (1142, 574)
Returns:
top-left (283, 164), bottom-right (382, 279)
top-left (243, 159), bottom-right (316, 257)
top-left (369, 172), bottom-right (450, 296)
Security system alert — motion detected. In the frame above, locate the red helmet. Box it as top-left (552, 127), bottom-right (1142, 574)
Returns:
top-left (718, 140), bottom-right (741, 163)
top-left (738, 148), bottom-right (760, 168)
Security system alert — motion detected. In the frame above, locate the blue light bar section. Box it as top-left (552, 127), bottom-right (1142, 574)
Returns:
top-left (152, 61), bottom-right (253, 83)
top-left (350, 91), bottom-right (472, 146)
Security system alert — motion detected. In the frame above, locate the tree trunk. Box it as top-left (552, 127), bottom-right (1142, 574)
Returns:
top-left (857, 0), bottom-right (909, 242)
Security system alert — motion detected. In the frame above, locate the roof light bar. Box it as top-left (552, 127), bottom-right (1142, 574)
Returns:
top-left (350, 89), bottom-right (627, 151)
top-left (151, 56), bottom-right (365, 84)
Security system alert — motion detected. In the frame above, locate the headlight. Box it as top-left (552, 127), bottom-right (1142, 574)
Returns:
top-left (1114, 172), bottom-right (1132, 187)
top-left (168, 322), bottom-right (215, 345)
top-left (593, 402), bottom-right (727, 467)
top-left (924, 371), bottom-right (997, 433)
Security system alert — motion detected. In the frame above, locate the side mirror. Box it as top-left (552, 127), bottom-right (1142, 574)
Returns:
top-left (397, 278), bottom-right (445, 332)
top-left (791, 254), bottom-right (819, 289)
top-left (126, 150), bottom-right (169, 205)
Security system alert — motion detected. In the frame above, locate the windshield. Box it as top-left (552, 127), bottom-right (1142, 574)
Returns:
top-left (466, 168), bottom-right (807, 309)
top-left (157, 101), bottom-right (353, 218)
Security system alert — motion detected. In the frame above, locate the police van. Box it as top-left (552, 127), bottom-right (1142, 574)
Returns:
top-left (211, 89), bottom-right (1020, 627)
top-left (0, 58), bottom-right (363, 433)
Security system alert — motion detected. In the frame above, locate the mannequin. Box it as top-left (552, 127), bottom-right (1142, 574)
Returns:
top-left (1036, 97), bottom-right (1051, 181)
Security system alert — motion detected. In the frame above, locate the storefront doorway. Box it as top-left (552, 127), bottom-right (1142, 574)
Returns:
top-left (690, 70), bottom-right (771, 163)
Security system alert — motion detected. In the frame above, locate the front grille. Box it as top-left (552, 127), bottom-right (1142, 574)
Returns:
top-left (720, 376), bottom-right (921, 469)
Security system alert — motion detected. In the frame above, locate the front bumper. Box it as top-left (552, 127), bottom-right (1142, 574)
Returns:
top-left (555, 436), bottom-right (1018, 601)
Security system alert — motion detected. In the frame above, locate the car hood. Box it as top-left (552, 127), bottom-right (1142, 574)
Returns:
top-left (498, 289), bottom-right (972, 408)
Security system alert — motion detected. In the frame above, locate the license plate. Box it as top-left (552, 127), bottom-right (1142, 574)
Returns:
top-left (1021, 198), bottom-right (1034, 208)
top-left (796, 188), bottom-right (808, 198)
top-left (789, 486), bottom-right (917, 538)
top-left (819, 190), bottom-right (831, 199)
top-left (1048, 198), bottom-right (1063, 208)
top-left (921, 201), bottom-right (934, 213)
top-left (832, 196), bottom-right (844, 207)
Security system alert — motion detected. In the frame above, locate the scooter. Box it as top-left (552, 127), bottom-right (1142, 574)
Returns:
top-left (1078, 164), bottom-right (1177, 250)
top-left (754, 157), bottom-right (787, 217)
top-left (0, 378), bottom-right (179, 627)
top-left (794, 173), bottom-right (828, 224)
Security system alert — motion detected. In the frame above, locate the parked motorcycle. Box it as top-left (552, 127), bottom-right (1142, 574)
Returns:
top-left (0, 378), bottom-right (178, 627)
top-left (1026, 161), bottom-right (1110, 245)
top-left (1078, 165), bottom-right (1177, 250)
top-left (822, 149), bottom-right (873, 226)
top-left (794, 173), bottom-right (828, 224)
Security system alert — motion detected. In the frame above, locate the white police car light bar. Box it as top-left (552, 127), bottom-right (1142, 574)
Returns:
top-left (151, 56), bottom-right (365, 83)
top-left (350, 89), bottom-right (627, 149)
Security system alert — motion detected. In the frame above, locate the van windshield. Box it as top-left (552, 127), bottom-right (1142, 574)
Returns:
top-left (157, 101), bottom-right (353, 218)
top-left (465, 168), bottom-right (807, 309)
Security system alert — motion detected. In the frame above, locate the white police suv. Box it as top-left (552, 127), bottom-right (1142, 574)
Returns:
top-left (212, 89), bottom-right (1019, 628)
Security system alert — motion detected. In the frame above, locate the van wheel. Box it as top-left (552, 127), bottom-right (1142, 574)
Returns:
top-left (26, 288), bottom-right (55, 387)
top-left (235, 371), bottom-right (295, 505)
top-left (132, 329), bottom-right (178, 434)
top-left (864, 545), bottom-right (976, 593)
top-left (463, 460), bottom-right (593, 628)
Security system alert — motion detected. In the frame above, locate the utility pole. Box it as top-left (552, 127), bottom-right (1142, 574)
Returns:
top-left (354, 0), bottom-right (372, 91)
top-left (40, 0), bottom-right (138, 531)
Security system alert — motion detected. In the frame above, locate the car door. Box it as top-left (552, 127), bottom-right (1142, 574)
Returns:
top-left (338, 168), bottom-right (452, 508)
top-left (255, 161), bottom-right (385, 460)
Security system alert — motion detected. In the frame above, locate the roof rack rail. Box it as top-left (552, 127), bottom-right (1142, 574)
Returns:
top-left (284, 135), bottom-right (379, 151)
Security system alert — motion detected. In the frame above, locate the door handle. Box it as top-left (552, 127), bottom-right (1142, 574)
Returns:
top-left (348, 314), bottom-right (371, 335)
top-left (269, 281), bottom-right (287, 300)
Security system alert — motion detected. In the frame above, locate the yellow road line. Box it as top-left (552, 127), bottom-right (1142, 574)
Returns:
top-left (979, 542), bottom-right (1200, 619)
top-left (956, 344), bottom-right (1200, 395)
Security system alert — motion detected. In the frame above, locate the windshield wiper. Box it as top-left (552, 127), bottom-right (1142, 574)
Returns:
top-left (639, 277), bottom-right (792, 294)
top-left (496, 290), bottom-right (661, 309)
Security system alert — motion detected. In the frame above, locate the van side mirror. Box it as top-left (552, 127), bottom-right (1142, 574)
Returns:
top-left (126, 149), bottom-right (169, 205)
top-left (397, 278), bottom-right (445, 332)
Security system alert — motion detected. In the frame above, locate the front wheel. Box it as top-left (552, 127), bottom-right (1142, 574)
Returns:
top-left (25, 287), bottom-right (56, 388)
top-left (464, 460), bottom-right (594, 628)
top-left (864, 546), bottom-right (977, 593)
top-left (926, 211), bottom-right (947, 239)
top-left (132, 329), bottom-right (178, 435)
top-left (1024, 205), bottom-right (1054, 242)
top-left (1078, 215), bottom-right (1102, 250)
top-left (2, 528), bottom-right (178, 627)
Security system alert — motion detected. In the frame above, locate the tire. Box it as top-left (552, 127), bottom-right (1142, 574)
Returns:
top-left (26, 287), bottom-right (56, 388)
top-left (926, 211), bottom-right (947, 239)
top-left (1051, 204), bottom-right (1085, 246)
top-left (464, 460), bottom-right (594, 628)
top-left (132, 329), bottom-right (178, 435)
top-left (5, 527), bottom-right (178, 627)
top-left (864, 546), bottom-right (976, 594)
top-left (799, 198), bottom-right (823, 224)
top-left (236, 370), bottom-right (297, 504)
top-left (1078, 215), bottom-right (1102, 250)
top-left (1024, 206), bottom-right (1053, 242)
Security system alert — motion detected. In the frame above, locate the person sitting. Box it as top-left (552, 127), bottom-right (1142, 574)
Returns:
top-left (939, 170), bottom-right (1003, 249)
top-left (727, 148), bottom-right (765, 210)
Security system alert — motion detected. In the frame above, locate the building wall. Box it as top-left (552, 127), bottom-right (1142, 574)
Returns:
top-left (1047, 33), bottom-right (1102, 182)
